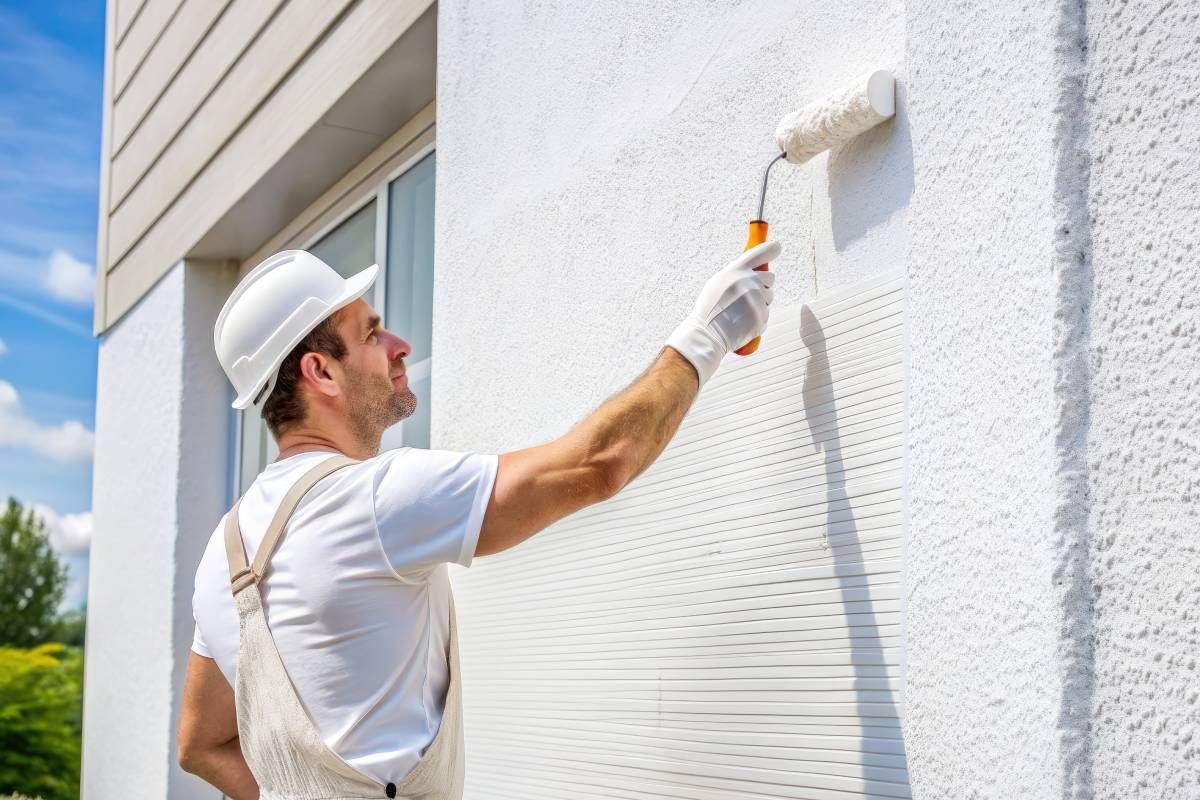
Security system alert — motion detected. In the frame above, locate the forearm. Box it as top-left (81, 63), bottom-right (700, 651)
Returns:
top-left (582, 346), bottom-right (700, 493)
top-left (182, 738), bottom-right (259, 799)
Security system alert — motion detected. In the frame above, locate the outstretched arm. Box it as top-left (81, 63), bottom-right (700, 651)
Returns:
top-left (475, 240), bottom-right (780, 557)
top-left (580, 345), bottom-right (700, 491)
top-left (475, 346), bottom-right (698, 558)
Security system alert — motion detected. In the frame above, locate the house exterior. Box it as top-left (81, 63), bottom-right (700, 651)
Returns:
top-left (82, 1), bottom-right (1198, 798)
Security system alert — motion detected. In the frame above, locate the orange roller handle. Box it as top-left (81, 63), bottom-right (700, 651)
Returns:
top-left (734, 219), bottom-right (770, 356)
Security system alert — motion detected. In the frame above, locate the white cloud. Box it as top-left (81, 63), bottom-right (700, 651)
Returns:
top-left (45, 249), bottom-right (94, 305)
top-left (30, 504), bottom-right (92, 556)
top-left (0, 379), bottom-right (94, 462)
top-left (0, 337), bottom-right (7, 356)
top-left (0, 248), bottom-right (97, 332)
top-left (28, 504), bottom-right (91, 611)
top-left (0, 292), bottom-right (91, 337)
top-left (60, 554), bottom-right (89, 612)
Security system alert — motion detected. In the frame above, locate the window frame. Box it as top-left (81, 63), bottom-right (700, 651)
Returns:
top-left (232, 140), bottom-right (437, 494)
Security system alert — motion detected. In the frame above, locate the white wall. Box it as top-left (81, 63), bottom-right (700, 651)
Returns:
top-left (1086, 1), bottom-right (1200, 796)
top-left (434, 1), bottom-right (907, 454)
top-left (83, 260), bottom-right (234, 799)
top-left (434, 1), bottom-right (912, 797)
top-left (905, 1), bottom-right (1200, 797)
top-left (903, 0), bottom-right (1088, 795)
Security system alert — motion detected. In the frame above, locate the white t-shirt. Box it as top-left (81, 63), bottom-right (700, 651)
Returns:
top-left (191, 447), bottom-right (498, 785)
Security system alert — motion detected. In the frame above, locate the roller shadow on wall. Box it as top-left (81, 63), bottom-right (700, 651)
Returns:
top-left (828, 78), bottom-right (913, 250)
top-left (799, 306), bottom-right (911, 791)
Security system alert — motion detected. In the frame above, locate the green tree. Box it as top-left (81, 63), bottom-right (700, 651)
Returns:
top-left (0, 643), bottom-right (82, 800)
top-left (0, 499), bottom-right (69, 648)
top-left (47, 606), bottom-right (85, 649)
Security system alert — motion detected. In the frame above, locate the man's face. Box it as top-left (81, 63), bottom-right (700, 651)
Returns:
top-left (335, 299), bottom-right (416, 438)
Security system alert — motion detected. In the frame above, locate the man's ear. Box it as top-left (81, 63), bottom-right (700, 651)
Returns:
top-left (298, 351), bottom-right (342, 399)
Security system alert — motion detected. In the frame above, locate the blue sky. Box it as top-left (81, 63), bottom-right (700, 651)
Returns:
top-left (0, 1), bottom-right (105, 611)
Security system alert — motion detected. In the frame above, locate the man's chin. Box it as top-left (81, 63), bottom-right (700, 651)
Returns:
top-left (389, 390), bottom-right (418, 424)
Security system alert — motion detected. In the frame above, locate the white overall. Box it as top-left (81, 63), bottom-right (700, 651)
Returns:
top-left (223, 455), bottom-right (466, 800)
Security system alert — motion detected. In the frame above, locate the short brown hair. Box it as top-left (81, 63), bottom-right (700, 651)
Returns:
top-left (260, 312), bottom-right (347, 438)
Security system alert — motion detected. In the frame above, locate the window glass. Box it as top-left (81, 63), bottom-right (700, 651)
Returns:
top-left (405, 374), bottom-right (432, 450)
top-left (237, 411), bottom-right (268, 495)
top-left (385, 153), bottom-right (435, 365)
top-left (382, 152), bottom-right (436, 450)
top-left (310, 200), bottom-right (377, 278)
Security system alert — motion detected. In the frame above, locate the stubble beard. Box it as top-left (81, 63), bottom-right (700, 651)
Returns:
top-left (345, 362), bottom-right (417, 449)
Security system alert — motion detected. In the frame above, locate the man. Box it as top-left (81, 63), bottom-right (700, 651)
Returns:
top-left (179, 242), bottom-right (778, 798)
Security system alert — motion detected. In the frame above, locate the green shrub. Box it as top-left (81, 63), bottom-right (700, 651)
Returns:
top-left (0, 643), bottom-right (81, 800)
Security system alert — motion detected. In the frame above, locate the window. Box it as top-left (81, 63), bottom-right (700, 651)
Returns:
top-left (310, 200), bottom-right (377, 279)
top-left (381, 152), bottom-right (435, 450)
top-left (234, 151), bottom-right (437, 493)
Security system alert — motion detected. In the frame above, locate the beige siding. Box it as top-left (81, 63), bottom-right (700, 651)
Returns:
top-left (113, 0), bottom-right (185, 95)
top-left (114, 0), bottom-right (149, 43)
top-left (95, 0), bottom-right (435, 334)
top-left (109, 0), bottom-right (234, 151)
top-left (108, 0), bottom-right (354, 241)
top-left (108, 0), bottom-right (285, 194)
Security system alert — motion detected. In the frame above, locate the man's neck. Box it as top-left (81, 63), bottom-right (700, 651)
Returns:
top-left (275, 443), bottom-right (342, 461)
top-left (274, 429), bottom-right (379, 462)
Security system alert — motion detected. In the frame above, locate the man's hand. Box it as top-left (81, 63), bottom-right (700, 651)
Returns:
top-left (178, 651), bottom-right (260, 799)
top-left (666, 240), bottom-right (780, 387)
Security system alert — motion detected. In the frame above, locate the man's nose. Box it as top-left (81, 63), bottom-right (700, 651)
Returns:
top-left (384, 329), bottom-right (411, 360)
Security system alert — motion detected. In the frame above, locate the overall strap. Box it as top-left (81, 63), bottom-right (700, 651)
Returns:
top-left (224, 455), bottom-right (359, 595)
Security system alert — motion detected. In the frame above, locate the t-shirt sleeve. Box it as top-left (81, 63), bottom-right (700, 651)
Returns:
top-left (190, 557), bottom-right (212, 657)
top-left (191, 621), bottom-right (212, 658)
top-left (372, 448), bottom-right (499, 577)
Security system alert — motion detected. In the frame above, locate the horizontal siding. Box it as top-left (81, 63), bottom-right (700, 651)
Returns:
top-left (101, 0), bottom-right (434, 328)
top-left (109, 0), bottom-right (234, 151)
top-left (108, 0), bottom-right (350, 225)
top-left (454, 275), bottom-right (909, 799)
top-left (107, 0), bottom-right (285, 200)
top-left (113, 0), bottom-right (185, 95)
top-left (115, 0), bottom-right (149, 44)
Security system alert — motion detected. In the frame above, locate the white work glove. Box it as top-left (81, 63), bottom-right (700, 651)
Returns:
top-left (666, 240), bottom-right (781, 388)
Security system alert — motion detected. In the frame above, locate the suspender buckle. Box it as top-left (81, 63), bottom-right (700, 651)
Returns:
top-left (231, 567), bottom-right (257, 593)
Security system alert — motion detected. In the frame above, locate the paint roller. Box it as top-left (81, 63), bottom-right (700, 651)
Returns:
top-left (734, 69), bottom-right (896, 355)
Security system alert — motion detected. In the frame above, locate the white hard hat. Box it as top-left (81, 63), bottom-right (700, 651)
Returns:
top-left (214, 250), bottom-right (379, 410)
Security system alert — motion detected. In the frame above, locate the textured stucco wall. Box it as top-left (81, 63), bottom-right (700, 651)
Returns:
top-left (83, 261), bottom-right (234, 799)
top-left (433, 0), bottom-right (912, 797)
top-left (1086, 2), bottom-right (1200, 796)
top-left (904, 1), bottom-right (1096, 797)
top-left (433, 0), bottom-right (908, 454)
top-left (902, 0), bottom-right (1200, 796)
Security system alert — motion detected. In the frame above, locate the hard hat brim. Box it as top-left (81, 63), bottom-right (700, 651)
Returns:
top-left (231, 263), bottom-right (380, 410)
